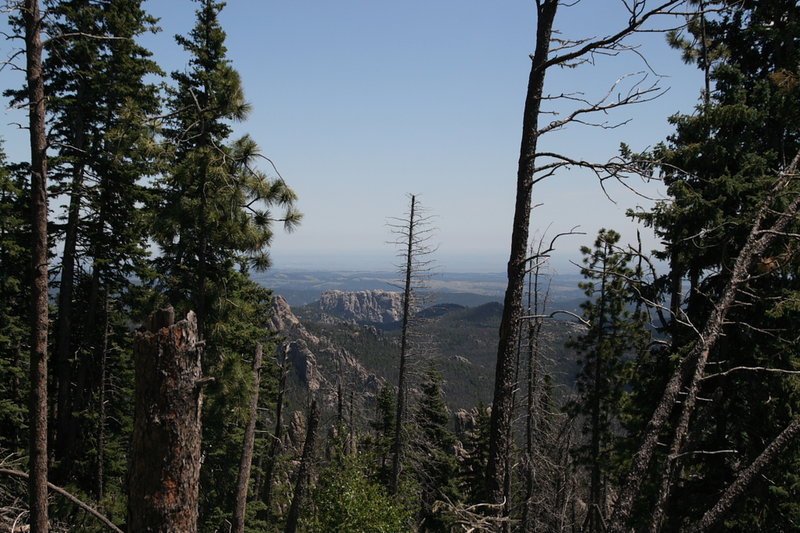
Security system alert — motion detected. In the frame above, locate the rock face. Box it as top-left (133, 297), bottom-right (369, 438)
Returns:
top-left (269, 295), bottom-right (383, 410)
top-left (318, 289), bottom-right (404, 324)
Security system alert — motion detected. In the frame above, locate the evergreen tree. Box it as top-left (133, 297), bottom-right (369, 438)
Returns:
top-left (39, 0), bottom-right (162, 486)
top-left (411, 367), bottom-right (461, 532)
top-left (153, 2), bottom-right (299, 527)
top-left (0, 148), bottom-right (29, 453)
top-left (625, 1), bottom-right (800, 529)
top-left (154, 0), bottom-right (299, 335)
top-left (567, 229), bottom-right (648, 532)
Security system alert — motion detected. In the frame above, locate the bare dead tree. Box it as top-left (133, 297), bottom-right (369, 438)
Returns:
top-left (487, 0), bottom-right (687, 515)
top-left (232, 343), bottom-right (263, 533)
top-left (387, 193), bottom-right (436, 494)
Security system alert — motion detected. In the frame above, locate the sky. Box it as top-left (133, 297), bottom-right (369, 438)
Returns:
top-left (1, 0), bottom-right (705, 273)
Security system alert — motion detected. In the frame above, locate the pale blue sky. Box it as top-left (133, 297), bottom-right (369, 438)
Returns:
top-left (2, 1), bottom-right (704, 273)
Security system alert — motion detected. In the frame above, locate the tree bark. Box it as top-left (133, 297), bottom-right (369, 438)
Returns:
top-left (486, 0), bottom-right (558, 506)
top-left (284, 399), bottom-right (319, 533)
top-left (24, 0), bottom-right (50, 529)
top-left (128, 307), bottom-right (204, 533)
top-left (232, 343), bottom-right (263, 533)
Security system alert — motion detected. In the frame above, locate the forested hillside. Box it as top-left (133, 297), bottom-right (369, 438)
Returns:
top-left (1, 1), bottom-right (798, 532)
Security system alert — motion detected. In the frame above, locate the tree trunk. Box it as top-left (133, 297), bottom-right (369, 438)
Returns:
top-left (128, 307), bottom-right (204, 533)
top-left (486, 0), bottom-right (558, 506)
top-left (24, 0), bottom-right (49, 529)
top-left (96, 295), bottom-right (110, 501)
top-left (232, 343), bottom-right (263, 533)
top-left (391, 194), bottom-right (416, 494)
top-left (284, 399), bottom-right (319, 533)
top-left (260, 348), bottom-right (287, 520)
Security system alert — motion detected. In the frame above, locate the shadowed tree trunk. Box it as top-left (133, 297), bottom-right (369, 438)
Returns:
top-left (260, 347), bottom-right (288, 520)
top-left (128, 307), bottom-right (204, 533)
top-left (233, 343), bottom-right (263, 533)
top-left (23, 0), bottom-right (49, 529)
top-left (285, 399), bottom-right (319, 533)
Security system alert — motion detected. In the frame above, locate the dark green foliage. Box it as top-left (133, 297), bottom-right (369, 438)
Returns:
top-left (371, 384), bottom-right (397, 481)
top-left (411, 367), bottom-right (461, 532)
top-left (153, 0), bottom-right (299, 331)
top-left (0, 149), bottom-right (29, 453)
top-left (622, 2), bottom-right (800, 530)
top-left (458, 403), bottom-right (491, 506)
top-left (41, 0), bottom-right (162, 488)
top-left (567, 229), bottom-right (649, 531)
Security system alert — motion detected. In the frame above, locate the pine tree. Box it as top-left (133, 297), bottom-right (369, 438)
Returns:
top-left (154, 0), bottom-right (299, 335)
top-left (623, 2), bottom-right (800, 530)
top-left (39, 0), bottom-right (162, 486)
top-left (567, 229), bottom-right (648, 532)
top-left (0, 147), bottom-right (29, 453)
top-left (411, 366), bottom-right (461, 531)
top-left (152, 3), bottom-right (299, 527)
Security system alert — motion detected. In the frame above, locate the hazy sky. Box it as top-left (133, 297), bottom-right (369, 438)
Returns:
top-left (2, 1), bottom-right (704, 273)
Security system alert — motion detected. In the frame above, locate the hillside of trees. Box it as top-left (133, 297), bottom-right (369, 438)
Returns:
top-left (1, 1), bottom-right (799, 532)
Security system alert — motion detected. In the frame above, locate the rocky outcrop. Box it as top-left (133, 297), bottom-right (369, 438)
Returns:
top-left (318, 290), bottom-right (404, 324)
top-left (269, 295), bottom-right (383, 410)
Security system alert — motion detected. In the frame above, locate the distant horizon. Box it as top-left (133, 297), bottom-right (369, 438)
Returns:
top-left (267, 250), bottom-right (587, 276)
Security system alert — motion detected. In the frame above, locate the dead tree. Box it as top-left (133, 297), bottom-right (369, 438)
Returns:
top-left (128, 307), bottom-right (205, 533)
top-left (22, 0), bottom-right (50, 529)
top-left (388, 193), bottom-right (436, 493)
top-left (232, 343), bottom-right (264, 533)
top-left (486, 0), bottom-right (685, 512)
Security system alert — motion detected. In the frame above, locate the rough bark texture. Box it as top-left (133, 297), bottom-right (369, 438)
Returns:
top-left (24, 0), bottom-right (49, 529)
top-left (284, 399), bottom-right (319, 533)
top-left (128, 307), bottom-right (203, 533)
top-left (486, 0), bottom-right (558, 506)
top-left (232, 343), bottom-right (263, 533)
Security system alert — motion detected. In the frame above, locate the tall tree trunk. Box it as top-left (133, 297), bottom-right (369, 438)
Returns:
top-left (128, 307), bottom-right (203, 533)
top-left (391, 194), bottom-right (416, 494)
top-left (260, 348), bottom-right (287, 520)
top-left (232, 343), bottom-right (263, 533)
top-left (24, 0), bottom-right (49, 529)
top-left (53, 163), bottom-right (83, 470)
top-left (284, 399), bottom-right (319, 533)
top-left (96, 295), bottom-right (110, 502)
top-left (486, 0), bottom-right (558, 506)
